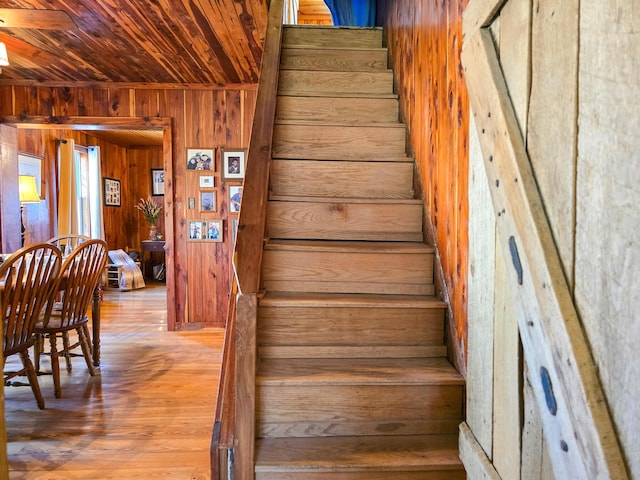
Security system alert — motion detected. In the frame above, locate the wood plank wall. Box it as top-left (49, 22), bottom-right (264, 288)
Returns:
top-left (384, 0), bottom-right (470, 373)
top-left (0, 86), bottom-right (257, 329)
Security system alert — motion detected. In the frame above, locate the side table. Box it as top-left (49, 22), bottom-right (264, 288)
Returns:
top-left (141, 240), bottom-right (166, 279)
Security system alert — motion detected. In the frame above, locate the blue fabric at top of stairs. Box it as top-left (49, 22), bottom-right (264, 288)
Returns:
top-left (323, 0), bottom-right (376, 27)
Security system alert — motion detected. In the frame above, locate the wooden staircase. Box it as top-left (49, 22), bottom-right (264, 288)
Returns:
top-left (253, 25), bottom-right (465, 479)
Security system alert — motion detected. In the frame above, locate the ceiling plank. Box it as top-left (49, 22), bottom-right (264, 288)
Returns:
top-left (0, 8), bottom-right (77, 30)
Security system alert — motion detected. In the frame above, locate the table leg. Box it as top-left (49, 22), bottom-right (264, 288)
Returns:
top-left (91, 283), bottom-right (103, 367)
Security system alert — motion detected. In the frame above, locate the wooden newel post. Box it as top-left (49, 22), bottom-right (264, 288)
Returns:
top-left (235, 293), bottom-right (257, 480)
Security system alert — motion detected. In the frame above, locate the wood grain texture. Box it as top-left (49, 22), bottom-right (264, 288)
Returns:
top-left (4, 284), bottom-right (223, 479)
top-left (385, 0), bottom-right (470, 374)
top-left (462, 24), bottom-right (628, 480)
top-left (574, 1), bottom-right (640, 476)
top-left (0, 0), bottom-right (268, 85)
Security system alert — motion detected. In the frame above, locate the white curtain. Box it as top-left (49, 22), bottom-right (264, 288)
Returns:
top-left (283, 0), bottom-right (299, 24)
top-left (57, 139), bottom-right (78, 236)
top-left (57, 140), bottom-right (105, 240)
top-left (88, 146), bottom-right (105, 240)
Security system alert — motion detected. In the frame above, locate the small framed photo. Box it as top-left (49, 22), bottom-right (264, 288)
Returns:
top-left (151, 169), bottom-right (165, 196)
top-left (199, 175), bottom-right (215, 188)
top-left (187, 148), bottom-right (214, 171)
top-left (188, 221), bottom-right (203, 240)
top-left (221, 148), bottom-right (247, 181)
top-left (205, 220), bottom-right (223, 242)
top-left (229, 185), bottom-right (243, 213)
top-left (200, 191), bottom-right (216, 212)
top-left (103, 177), bottom-right (121, 207)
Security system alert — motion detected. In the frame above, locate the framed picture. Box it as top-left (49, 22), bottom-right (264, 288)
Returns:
top-left (221, 148), bottom-right (247, 181)
top-left (229, 185), bottom-right (243, 213)
top-left (199, 175), bottom-right (215, 188)
top-left (187, 148), bottom-right (214, 171)
top-left (200, 191), bottom-right (216, 212)
top-left (188, 221), bottom-right (203, 240)
top-left (103, 177), bottom-right (121, 206)
top-left (151, 169), bottom-right (165, 196)
top-left (205, 220), bottom-right (223, 242)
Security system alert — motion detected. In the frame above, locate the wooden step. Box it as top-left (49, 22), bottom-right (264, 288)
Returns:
top-left (276, 95), bottom-right (399, 124)
top-left (283, 25), bottom-right (383, 49)
top-left (278, 70), bottom-right (394, 96)
top-left (272, 124), bottom-right (407, 161)
top-left (258, 292), bottom-right (447, 356)
top-left (261, 240), bottom-right (435, 295)
top-left (267, 197), bottom-right (423, 241)
top-left (257, 357), bottom-right (463, 438)
top-left (280, 46), bottom-right (388, 72)
top-left (255, 435), bottom-right (465, 479)
top-left (270, 159), bottom-right (413, 198)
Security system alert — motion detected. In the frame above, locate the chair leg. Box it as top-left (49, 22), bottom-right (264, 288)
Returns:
top-left (19, 350), bottom-right (45, 409)
top-left (34, 334), bottom-right (42, 374)
top-left (49, 335), bottom-right (62, 399)
top-left (62, 331), bottom-right (73, 373)
top-left (78, 326), bottom-right (96, 376)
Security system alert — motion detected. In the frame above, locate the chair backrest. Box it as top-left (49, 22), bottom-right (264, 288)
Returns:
top-left (1, 243), bottom-right (62, 356)
top-left (47, 234), bottom-right (91, 257)
top-left (46, 239), bottom-right (108, 329)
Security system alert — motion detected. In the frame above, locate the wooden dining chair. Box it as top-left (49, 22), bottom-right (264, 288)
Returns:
top-left (47, 234), bottom-right (90, 257)
top-left (34, 239), bottom-right (108, 398)
top-left (1, 243), bottom-right (62, 409)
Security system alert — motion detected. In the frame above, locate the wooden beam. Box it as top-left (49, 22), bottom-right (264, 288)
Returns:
top-left (0, 116), bottom-right (170, 129)
top-left (0, 80), bottom-right (258, 90)
top-left (459, 422), bottom-right (502, 480)
top-left (461, 24), bottom-right (629, 479)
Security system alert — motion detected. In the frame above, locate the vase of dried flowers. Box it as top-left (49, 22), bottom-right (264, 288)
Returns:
top-left (135, 196), bottom-right (162, 240)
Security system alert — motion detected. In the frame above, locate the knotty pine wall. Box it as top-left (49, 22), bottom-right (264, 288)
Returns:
top-left (0, 85), bottom-right (257, 329)
top-left (384, 0), bottom-right (470, 374)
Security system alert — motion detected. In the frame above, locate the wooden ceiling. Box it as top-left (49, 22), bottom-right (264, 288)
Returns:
top-left (0, 1), bottom-right (269, 86)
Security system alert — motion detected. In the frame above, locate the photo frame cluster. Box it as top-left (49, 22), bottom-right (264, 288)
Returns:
top-left (188, 220), bottom-right (223, 242)
top-left (186, 146), bottom-right (245, 243)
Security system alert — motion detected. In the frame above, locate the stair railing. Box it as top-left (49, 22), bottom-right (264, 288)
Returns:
top-left (211, 0), bottom-right (284, 478)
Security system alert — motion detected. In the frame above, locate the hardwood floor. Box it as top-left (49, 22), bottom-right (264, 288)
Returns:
top-left (4, 283), bottom-right (224, 479)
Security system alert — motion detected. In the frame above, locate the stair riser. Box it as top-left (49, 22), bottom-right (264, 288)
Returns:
top-left (258, 306), bottom-right (445, 347)
top-left (276, 96), bottom-right (399, 124)
top-left (278, 70), bottom-right (394, 96)
top-left (261, 250), bottom-right (435, 295)
top-left (270, 160), bottom-right (414, 198)
top-left (283, 27), bottom-right (383, 49)
top-left (257, 385), bottom-right (463, 425)
top-left (267, 201), bottom-right (423, 241)
top-left (273, 124), bottom-right (406, 161)
top-left (281, 47), bottom-right (388, 72)
top-left (258, 418), bottom-right (461, 439)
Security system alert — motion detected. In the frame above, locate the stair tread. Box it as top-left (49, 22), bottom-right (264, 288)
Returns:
top-left (255, 434), bottom-right (463, 471)
top-left (263, 239), bottom-right (435, 253)
top-left (259, 291), bottom-right (446, 308)
top-left (271, 154), bottom-right (414, 162)
top-left (257, 357), bottom-right (463, 386)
